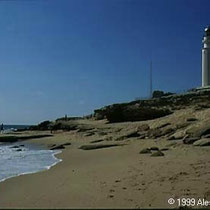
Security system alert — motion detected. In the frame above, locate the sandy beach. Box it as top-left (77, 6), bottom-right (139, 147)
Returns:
top-left (0, 108), bottom-right (210, 209)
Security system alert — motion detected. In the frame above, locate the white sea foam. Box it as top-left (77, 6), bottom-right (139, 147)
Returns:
top-left (0, 143), bottom-right (62, 183)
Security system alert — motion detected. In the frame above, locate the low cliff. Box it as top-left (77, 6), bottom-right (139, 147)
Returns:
top-left (94, 88), bottom-right (210, 123)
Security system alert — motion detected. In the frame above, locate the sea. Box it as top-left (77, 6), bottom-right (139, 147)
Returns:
top-left (0, 125), bottom-right (62, 183)
top-left (2, 124), bottom-right (31, 133)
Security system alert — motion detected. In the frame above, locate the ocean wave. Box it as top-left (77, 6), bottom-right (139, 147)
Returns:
top-left (0, 143), bottom-right (62, 183)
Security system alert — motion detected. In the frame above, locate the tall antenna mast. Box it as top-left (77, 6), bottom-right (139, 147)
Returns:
top-left (150, 61), bottom-right (153, 98)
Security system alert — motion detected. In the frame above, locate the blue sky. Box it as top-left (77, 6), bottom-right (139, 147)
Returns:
top-left (0, 0), bottom-right (209, 124)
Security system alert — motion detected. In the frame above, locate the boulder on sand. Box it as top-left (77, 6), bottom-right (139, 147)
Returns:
top-left (168, 130), bottom-right (186, 140)
top-left (183, 137), bottom-right (200, 144)
top-left (139, 148), bottom-right (151, 154)
top-left (193, 138), bottom-right (210, 146)
top-left (50, 143), bottom-right (71, 150)
top-left (186, 123), bottom-right (210, 138)
top-left (79, 144), bottom-right (120, 150)
top-left (151, 151), bottom-right (165, 157)
top-left (150, 146), bottom-right (159, 151)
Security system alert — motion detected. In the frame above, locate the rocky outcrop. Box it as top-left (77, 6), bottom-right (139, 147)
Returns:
top-left (30, 121), bottom-right (52, 130)
top-left (94, 89), bottom-right (210, 123)
top-left (95, 104), bottom-right (172, 123)
top-left (152, 90), bottom-right (174, 98)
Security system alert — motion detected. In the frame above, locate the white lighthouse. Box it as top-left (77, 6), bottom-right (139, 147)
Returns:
top-left (202, 26), bottom-right (210, 87)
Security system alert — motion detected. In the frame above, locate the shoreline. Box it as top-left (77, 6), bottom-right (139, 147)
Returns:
top-left (0, 112), bottom-right (209, 208)
top-left (0, 141), bottom-right (63, 184)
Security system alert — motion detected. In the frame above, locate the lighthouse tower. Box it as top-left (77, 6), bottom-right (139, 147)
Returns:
top-left (202, 26), bottom-right (210, 87)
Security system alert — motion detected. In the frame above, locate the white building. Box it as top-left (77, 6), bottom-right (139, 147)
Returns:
top-left (202, 26), bottom-right (210, 87)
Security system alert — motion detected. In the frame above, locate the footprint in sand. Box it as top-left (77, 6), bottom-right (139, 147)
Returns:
top-left (204, 190), bottom-right (210, 199)
top-left (131, 183), bottom-right (139, 187)
top-left (109, 189), bottom-right (115, 193)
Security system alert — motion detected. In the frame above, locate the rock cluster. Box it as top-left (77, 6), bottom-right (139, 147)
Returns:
top-left (95, 104), bottom-right (171, 123)
top-left (94, 89), bottom-right (210, 123)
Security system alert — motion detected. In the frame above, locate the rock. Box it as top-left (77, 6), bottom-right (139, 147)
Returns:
top-left (150, 146), bottom-right (159, 151)
top-left (186, 123), bottom-right (210, 138)
top-left (152, 90), bottom-right (165, 98)
top-left (98, 131), bottom-right (107, 136)
top-left (90, 140), bottom-right (104, 144)
top-left (139, 148), bottom-right (151, 154)
top-left (156, 123), bottom-right (171, 129)
top-left (49, 144), bottom-right (56, 148)
top-left (93, 90), bottom-right (210, 122)
top-left (203, 134), bottom-right (210, 138)
top-left (160, 148), bottom-right (169, 151)
top-left (136, 124), bottom-right (150, 132)
top-left (16, 149), bottom-right (22, 152)
top-left (30, 120), bottom-right (52, 131)
top-left (11, 145), bottom-right (19, 148)
top-left (138, 132), bottom-right (147, 139)
top-left (115, 131), bottom-right (141, 141)
top-left (167, 136), bottom-right (175, 140)
top-left (77, 126), bottom-right (94, 132)
top-left (95, 103), bottom-right (172, 123)
top-left (84, 132), bottom-right (95, 137)
top-left (151, 151), bottom-right (164, 157)
top-left (115, 135), bottom-right (127, 141)
top-left (176, 122), bottom-right (191, 129)
top-left (183, 137), bottom-right (200, 144)
top-left (79, 144), bottom-right (121, 150)
top-left (149, 127), bottom-right (175, 138)
top-left (194, 104), bottom-right (210, 111)
top-left (148, 128), bottom-right (161, 138)
top-left (94, 112), bottom-right (105, 120)
top-left (187, 118), bottom-right (198, 122)
top-left (50, 142), bottom-right (71, 150)
top-left (51, 145), bottom-right (65, 150)
top-left (168, 131), bottom-right (185, 140)
top-left (162, 128), bottom-right (175, 136)
top-left (126, 131), bottom-right (141, 138)
top-left (165, 142), bottom-right (177, 147)
top-left (193, 138), bottom-right (210, 146)
top-left (108, 195), bottom-right (114, 198)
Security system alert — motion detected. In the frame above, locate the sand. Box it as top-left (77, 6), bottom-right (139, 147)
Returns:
top-left (0, 109), bottom-right (210, 209)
